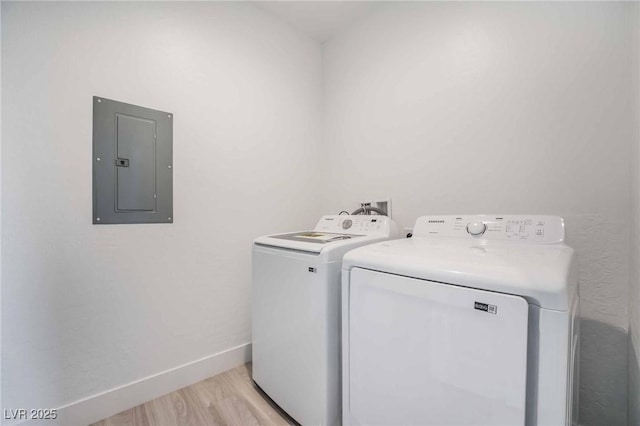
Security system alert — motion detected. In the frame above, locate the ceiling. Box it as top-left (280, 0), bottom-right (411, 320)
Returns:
top-left (254, 1), bottom-right (378, 43)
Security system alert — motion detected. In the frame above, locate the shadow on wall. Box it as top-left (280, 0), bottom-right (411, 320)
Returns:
top-left (629, 330), bottom-right (640, 426)
top-left (579, 318), bottom-right (628, 426)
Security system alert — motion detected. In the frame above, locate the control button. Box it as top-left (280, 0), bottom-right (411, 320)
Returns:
top-left (535, 227), bottom-right (544, 238)
top-left (466, 222), bottom-right (486, 237)
top-left (342, 219), bottom-right (353, 230)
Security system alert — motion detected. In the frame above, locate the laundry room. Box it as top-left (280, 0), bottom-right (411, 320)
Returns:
top-left (1, 1), bottom-right (639, 426)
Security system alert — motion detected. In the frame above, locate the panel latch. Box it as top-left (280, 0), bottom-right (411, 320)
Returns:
top-left (116, 158), bottom-right (130, 167)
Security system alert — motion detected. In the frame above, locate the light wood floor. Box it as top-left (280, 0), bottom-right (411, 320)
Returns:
top-left (91, 363), bottom-right (297, 426)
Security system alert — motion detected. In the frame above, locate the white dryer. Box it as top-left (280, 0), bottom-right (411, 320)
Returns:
top-left (252, 215), bottom-right (400, 426)
top-left (341, 215), bottom-right (579, 426)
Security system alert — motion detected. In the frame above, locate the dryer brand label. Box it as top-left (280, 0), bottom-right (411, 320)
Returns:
top-left (474, 302), bottom-right (497, 314)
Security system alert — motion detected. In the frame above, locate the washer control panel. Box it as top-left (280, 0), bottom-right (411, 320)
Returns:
top-left (315, 215), bottom-right (391, 236)
top-left (412, 215), bottom-right (565, 243)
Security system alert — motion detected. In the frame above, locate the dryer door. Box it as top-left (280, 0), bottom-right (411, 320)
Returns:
top-left (347, 268), bottom-right (529, 426)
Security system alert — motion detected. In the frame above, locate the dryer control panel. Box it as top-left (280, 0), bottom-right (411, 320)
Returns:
top-left (412, 215), bottom-right (565, 243)
top-left (314, 215), bottom-right (393, 236)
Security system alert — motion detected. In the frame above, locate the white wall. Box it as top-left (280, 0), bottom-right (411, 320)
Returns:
top-left (1, 1), bottom-right (322, 422)
top-left (0, 1), bottom-right (3, 417)
top-left (630, 3), bottom-right (640, 424)
top-left (323, 3), bottom-right (633, 425)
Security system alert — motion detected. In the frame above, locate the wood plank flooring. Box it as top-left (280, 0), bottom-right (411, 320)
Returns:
top-left (91, 363), bottom-right (297, 426)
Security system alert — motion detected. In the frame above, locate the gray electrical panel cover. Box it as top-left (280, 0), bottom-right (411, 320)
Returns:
top-left (93, 96), bottom-right (173, 224)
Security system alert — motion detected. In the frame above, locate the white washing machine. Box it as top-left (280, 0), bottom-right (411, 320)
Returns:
top-left (341, 215), bottom-right (579, 426)
top-left (252, 215), bottom-right (400, 426)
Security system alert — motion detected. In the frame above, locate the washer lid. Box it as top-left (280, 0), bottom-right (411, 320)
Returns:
top-left (342, 237), bottom-right (577, 311)
top-left (255, 232), bottom-right (369, 254)
top-left (254, 215), bottom-right (400, 254)
top-left (271, 231), bottom-right (362, 244)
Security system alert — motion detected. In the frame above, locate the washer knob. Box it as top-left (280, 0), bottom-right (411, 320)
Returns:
top-left (466, 222), bottom-right (486, 237)
top-left (342, 219), bottom-right (353, 230)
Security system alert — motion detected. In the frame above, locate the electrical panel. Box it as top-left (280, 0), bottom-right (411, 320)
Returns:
top-left (92, 96), bottom-right (173, 224)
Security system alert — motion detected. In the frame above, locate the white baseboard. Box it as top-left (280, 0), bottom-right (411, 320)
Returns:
top-left (20, 342), bottom-right (252, 426)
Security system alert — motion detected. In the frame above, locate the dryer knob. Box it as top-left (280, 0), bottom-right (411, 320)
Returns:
top-left (466, 222), bottom-right (486, 236)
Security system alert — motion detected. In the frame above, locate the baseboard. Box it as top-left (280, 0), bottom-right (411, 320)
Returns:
top-left (18, 342), bottom-right (252, 426)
